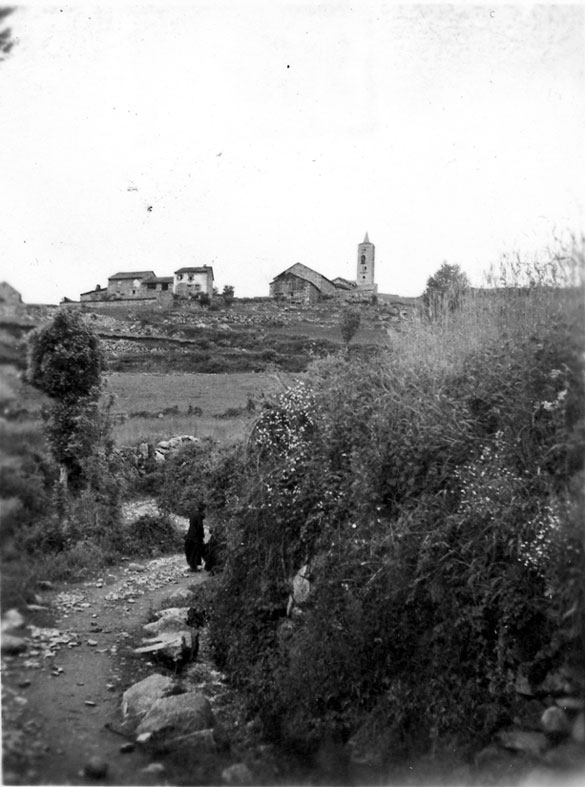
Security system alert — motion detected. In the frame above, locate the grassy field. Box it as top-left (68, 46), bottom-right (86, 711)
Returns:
top-left (106, 370), bottom-right (295, 416)
top-left (114, 413), bottom-right (250, 445)
top-left (106, 370), bottom-right (297, 445)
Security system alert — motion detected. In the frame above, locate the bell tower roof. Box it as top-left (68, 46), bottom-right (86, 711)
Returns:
top-left (363, 232), bottom-right (370, 244)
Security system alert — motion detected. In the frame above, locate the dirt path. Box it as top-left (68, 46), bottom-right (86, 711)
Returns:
top-left (2, 549), bottom-right (213, 786)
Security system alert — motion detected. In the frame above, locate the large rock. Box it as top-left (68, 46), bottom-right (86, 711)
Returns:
top-left (286, 564), bottom-right (312, 616)
top-left (495, 729), bottom-right (548, 758)
top-left (122, 674), bottom-right (177, 722)
top-left (165, 587), bottom-right (196, 605)
top-left (541, 706), bottom-right (570, 740)
top-left (154, 435), bottom-right (198, 462)
top-left (153, 606), bottom-right (191, 621)
top-left (136, 692), bottom-right (214, 738)
top-left (156, 728), bottom-right (216, 754)
top-left (134, 629), bottom-right (198, 666)
top-left (1, 608), bottom-right (25, 632)
top-left (1, 634), bottom-right (27, 655)
top-left (221, 763), bottom-right (253, 785)
top-left (143, 606), bottom-right (191, 635)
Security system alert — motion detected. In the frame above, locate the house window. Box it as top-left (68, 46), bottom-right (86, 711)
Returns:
top-left (162, 283), bottom-right (169, 291)
top-left (147, 283), bottom-right (156, 290)
top-left (177, 274), bottom-right (183, 281)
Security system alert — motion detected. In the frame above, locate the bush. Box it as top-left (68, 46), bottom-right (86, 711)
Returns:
top-left (126, 513), bottom-right (183, 557)
top-left (209, 279), bottom-right (585, 757)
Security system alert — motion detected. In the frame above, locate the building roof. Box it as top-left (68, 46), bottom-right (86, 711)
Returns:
top-left (363, 232), bottom-right (370, 244)
top-left (142, 275), bottom-right (174, 284)
top-left (0, 281), bottom-right (23, 301)
top-left (332, 277), bottom-right (357, 290)
top-left (174, 267), bottom-right (214, 277)
top-left (270, 263), bottom-right (337, 292)
top-left (108, 271), bottom-right (156, 280)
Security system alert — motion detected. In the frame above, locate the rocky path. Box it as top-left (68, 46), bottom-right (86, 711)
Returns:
top-left (1, 527), bottom-right (251, 786)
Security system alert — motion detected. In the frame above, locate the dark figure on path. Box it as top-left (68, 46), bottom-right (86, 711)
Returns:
top-left (185, 504), bottom-right (205, 571)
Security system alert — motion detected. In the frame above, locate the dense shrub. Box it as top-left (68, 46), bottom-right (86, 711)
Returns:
top-left (208, 282), bottom-right (585, 758)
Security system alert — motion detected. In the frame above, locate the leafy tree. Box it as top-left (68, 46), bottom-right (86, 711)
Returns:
top-left (27, 311), bottom-right (105, 402)
top-left (339, 307), bottom-right (360, 348)
top-left (423, 262), bottom-right (470, 316)
top-left (26, 310), bottom-right (106, 489)
top-left (222, 285), bottom-right (235, 307)
top-left (0, 7), bottom-right (16, 62)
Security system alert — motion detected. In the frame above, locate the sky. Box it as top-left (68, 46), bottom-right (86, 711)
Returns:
top-left (1, 2), bottom-right (583, 304)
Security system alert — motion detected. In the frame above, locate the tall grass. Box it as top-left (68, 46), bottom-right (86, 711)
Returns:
top-left (390, 276), bottom-right (583, 378)
top-left (114, 413), bottom-right (250, 445)
top-left (208, 247), bottom-right (585, 762)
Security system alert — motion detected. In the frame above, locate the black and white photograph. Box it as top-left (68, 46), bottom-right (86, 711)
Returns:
top-left (1, 2), bottom-right (584, 785)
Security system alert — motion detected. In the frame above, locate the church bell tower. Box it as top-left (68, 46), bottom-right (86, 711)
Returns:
top-left (357, 232), bottom-right (375, 288)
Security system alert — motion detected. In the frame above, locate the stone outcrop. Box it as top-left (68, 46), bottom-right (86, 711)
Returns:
top-left (154, 435), bottom-right (198, 463)
top-left (122, 674), bottom-right (177, 723)
top-left (134, 629), bottom-right (198, 667)
top-left (286, 564), bottom-right (312, 617)
top-left (1, 608), bottom-right (28, 655)
top-left (470, 661), bottom-right (585, 778)
top-left (136, 692), bottom-right (214, 739)
top-left (143, 607), bottom-right (191, 635)
top-left (123, 674), bottom-right (216, 754)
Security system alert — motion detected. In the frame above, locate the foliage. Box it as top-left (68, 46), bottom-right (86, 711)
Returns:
top-left (423, 262), bottom-right (470, 316)
top-left (26, 310), bottom-right (106, 403)
top-left (339, 308), bottom-right (361, 347)
top-left (222, 285), bottom-right (235, 306)
top-left (0, 6), bottom-right (16, 61)
top-left (156, 438), bottom-right (221, 517)
top-left (209, 273), bottom-right (585, 757)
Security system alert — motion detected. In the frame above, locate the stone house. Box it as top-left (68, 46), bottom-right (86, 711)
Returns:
top-left (269, 263), bottom-right (339, 304)
top-left (79, 267), bottom-right (213, 303)
top-left (107, 271), bottom-right (157, 299)
top-left (142, 275), bottom-right (174, 295)
top-left (173, 266), bottom-right (214, 299)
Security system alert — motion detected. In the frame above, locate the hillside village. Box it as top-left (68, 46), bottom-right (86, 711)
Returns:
top-left (62, 233), bottom-right (418, 315)
top-left (0, 234), bottom-right (423, 380)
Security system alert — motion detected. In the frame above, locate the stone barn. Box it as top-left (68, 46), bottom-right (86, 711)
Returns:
top-left (107, 271), bottom-right (156, 299)
top-left (269, 263), bottom-right (338, 304)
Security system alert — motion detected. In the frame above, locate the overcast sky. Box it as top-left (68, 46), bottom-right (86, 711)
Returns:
top-left (1, 2), bottom-right (583, 304)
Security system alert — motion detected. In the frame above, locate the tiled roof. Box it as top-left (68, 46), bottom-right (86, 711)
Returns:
top-left (271, 263), bottom-right (337, 293)
top-left (174, 267), bottom-right (214, 275)
top-left (142, 276), bottom-right (174, 284)
top-left (108, 271), bottom-right (156, 280)
top-left (332, 277), bottom-right (357, 289)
